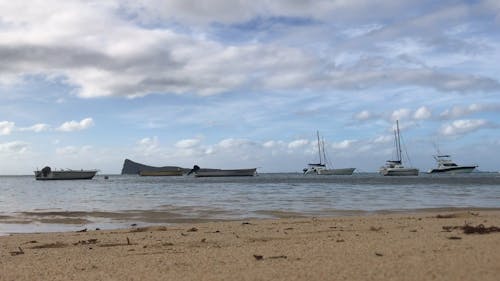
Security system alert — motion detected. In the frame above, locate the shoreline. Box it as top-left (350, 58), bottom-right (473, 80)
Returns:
top-left (3, 206), bottom-right (500, 236)
top-left (2, 209), bottom-right (500, 280)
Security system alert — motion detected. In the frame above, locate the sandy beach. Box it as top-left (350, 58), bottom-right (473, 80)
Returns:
top-left (2, 209), bottom-right (500, 281)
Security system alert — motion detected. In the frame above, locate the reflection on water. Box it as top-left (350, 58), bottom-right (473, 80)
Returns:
top-left (1, 173), bottom-right (499, 233)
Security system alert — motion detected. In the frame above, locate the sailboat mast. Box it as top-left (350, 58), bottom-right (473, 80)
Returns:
top-left (396, 120), bottom-right (402, 162)
top-left (317, 131), bottom-right (322, 164)
top-left (322, 137), bottom-right (328, 167)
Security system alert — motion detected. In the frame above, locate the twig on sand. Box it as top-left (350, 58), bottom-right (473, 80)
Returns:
top-left (253, 254), bottom-right (287, 260)
top-left (10, 247), bottom-right (24, 256)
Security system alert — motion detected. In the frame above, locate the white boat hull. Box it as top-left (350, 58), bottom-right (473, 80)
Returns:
top-left (428, 166), bottom-right (476, 174)
top-left (317, 168), bottom-right (356, 175)
top-left (35, 170), bottom-right (97, 180)
top-left (380, 167), bottom-right (419, 176)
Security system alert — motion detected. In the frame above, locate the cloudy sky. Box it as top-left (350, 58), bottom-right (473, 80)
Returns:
top-left (1, 0), bottom-right (499, 174)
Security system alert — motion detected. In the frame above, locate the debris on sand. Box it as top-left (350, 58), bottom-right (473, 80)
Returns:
top-left (462, 224), bottom-right (500, 234)
top-left (9, 247), bottom-right (24, 256)
top-left (443, 224), bottom-right (500, 234)
top-left (253, 254), bottom-right (263, 260)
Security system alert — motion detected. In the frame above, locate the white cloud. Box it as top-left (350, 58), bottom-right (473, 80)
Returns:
top-left (217, 138), bottom-right (254, 149)
top-left (354, 110), bottom-right (374, 121)
top-left (342, 24), bottom-right (384, 38)
top-left (440, 103), bottom-right (500, 119)
top-left (0, 1), bottom-right (498, 100)
top-left (0, 121), bottom-right (15, 135)
top-left (137, 137), bottom-right (159, 153)
top-left (331, 140), bottom-right (356, 150)
top-left (440, 119), bottom-right (491, 136)
top-left (0, 141), bottom-right (29, 154)
top-left (288, 139), bottom-right (309, 149)
top-left (391, 108), bottom-right (411, 121)
top-left (19, 123), bottom-right (50, 132)
top-left (413, 106), bottom-right (432, 120)
top-left (373, 135), bottom-right (393, 144)
top-left (56, 145), bottom-right (93, 156)
top-left (175, 138), bottom-right (201, 149)
top-left (56, 118), bottom-right (94, 132)
top-left (263, 140), bottom-right (286, 149)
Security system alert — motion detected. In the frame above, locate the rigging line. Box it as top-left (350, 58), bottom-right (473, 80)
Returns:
top-left (392, 128), bottom-right (398, 161)
top-left (322, 137), bottom-right (333, 168)
top-left (399, 133), bottom-right (413, 167)
top-left (316, 130), bottom-right (322, 164)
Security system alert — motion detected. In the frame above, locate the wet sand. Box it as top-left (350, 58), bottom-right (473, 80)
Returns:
top-left (2, 210), bottom-right (500, 281)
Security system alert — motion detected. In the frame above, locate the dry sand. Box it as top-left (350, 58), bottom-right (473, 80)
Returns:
top-left (2, 209), bottom-right (500, 281)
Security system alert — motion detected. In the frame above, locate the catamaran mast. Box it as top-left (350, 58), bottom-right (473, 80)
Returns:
top-left (316, 131), bottom-right (322, 164)
top-left (396, 120), bottom-right (402, 163)
top-left (322, 137), bottom-right (328, 167)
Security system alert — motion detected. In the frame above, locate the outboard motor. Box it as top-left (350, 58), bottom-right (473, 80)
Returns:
top-left (187, 165), bottom-right (200, 175)
top-left (41, 166), bottom-right (51, 177)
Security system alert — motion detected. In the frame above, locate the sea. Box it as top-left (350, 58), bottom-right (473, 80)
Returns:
top-left (1, 173), bottom-right (500, 235)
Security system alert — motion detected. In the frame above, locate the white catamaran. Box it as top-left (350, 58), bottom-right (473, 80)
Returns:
top-left (303, 131), bottom-right (355, 175)
top-left (379, 121), bottom-right (419, 176)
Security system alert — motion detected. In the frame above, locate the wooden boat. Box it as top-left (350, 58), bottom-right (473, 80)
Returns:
top-left (188, 165), bottom-right (256, 177)
top-left (34, 166), bottom-right (97, 180)
top-left (139, 170), bottom-right (184, 176)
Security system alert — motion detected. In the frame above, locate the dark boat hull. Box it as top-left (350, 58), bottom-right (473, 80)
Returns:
top-left (194, 168), bottom-right (257, 177)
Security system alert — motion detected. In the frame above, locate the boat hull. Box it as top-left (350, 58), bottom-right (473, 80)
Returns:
top-left (139, 170), bottom-right (183, 176)
top-left (428, 166), bottom-right (477, 174)
top-left (380, 168), bottom-right (419, 176)
top-left (316, 168), bottom-right (356, 175)
top-left (35, 170), bottom-right (97, 180)
top-left (194, 168), bottom-right (257, 177)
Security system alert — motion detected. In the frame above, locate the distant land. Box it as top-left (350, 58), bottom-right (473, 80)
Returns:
top-left (120, 159), bottom-right (248, 175)
top-left (120, 159), bottom-right (189, 175)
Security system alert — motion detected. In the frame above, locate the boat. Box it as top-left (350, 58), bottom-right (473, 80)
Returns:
top-left (139, 169), bottom-right (184, 176)
top-left (428, 155), bottom-right (477, 174)
top-left (188, 165), bottom-right (257, 177)
top-left (34, 166), bottom-right (98, 180)
top-left (379, 121), bottom-right (419, 176)
top-left (303, 131), bottom-right (355, 175)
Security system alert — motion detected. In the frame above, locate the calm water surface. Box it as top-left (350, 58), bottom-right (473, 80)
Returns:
top-left (1, 173), bottom-right (499, 234)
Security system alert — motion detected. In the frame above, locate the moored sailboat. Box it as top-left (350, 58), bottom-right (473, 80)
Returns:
top-left (379, 121), bottom-right (419, 176)
top-left (303, 131), bottom-right (355, 175)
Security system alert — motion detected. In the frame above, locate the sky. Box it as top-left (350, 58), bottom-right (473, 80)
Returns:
top-left (1, 0), bottom-right (499, 174)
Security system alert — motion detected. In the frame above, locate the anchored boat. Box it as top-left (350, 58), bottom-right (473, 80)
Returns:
top-left (35, 166), bottom-right (98, 180)
top-left (428, 155), bottom-right (477, 174)
top-left (303, 131), bottom-right (355, 175)
top-left (379, 121), bottom-right (419, 176)
top-left (188, 165), bottom-right (257, 177)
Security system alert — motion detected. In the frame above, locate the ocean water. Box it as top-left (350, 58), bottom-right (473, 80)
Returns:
top-left (1, 173), bottom-right (500, 234)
